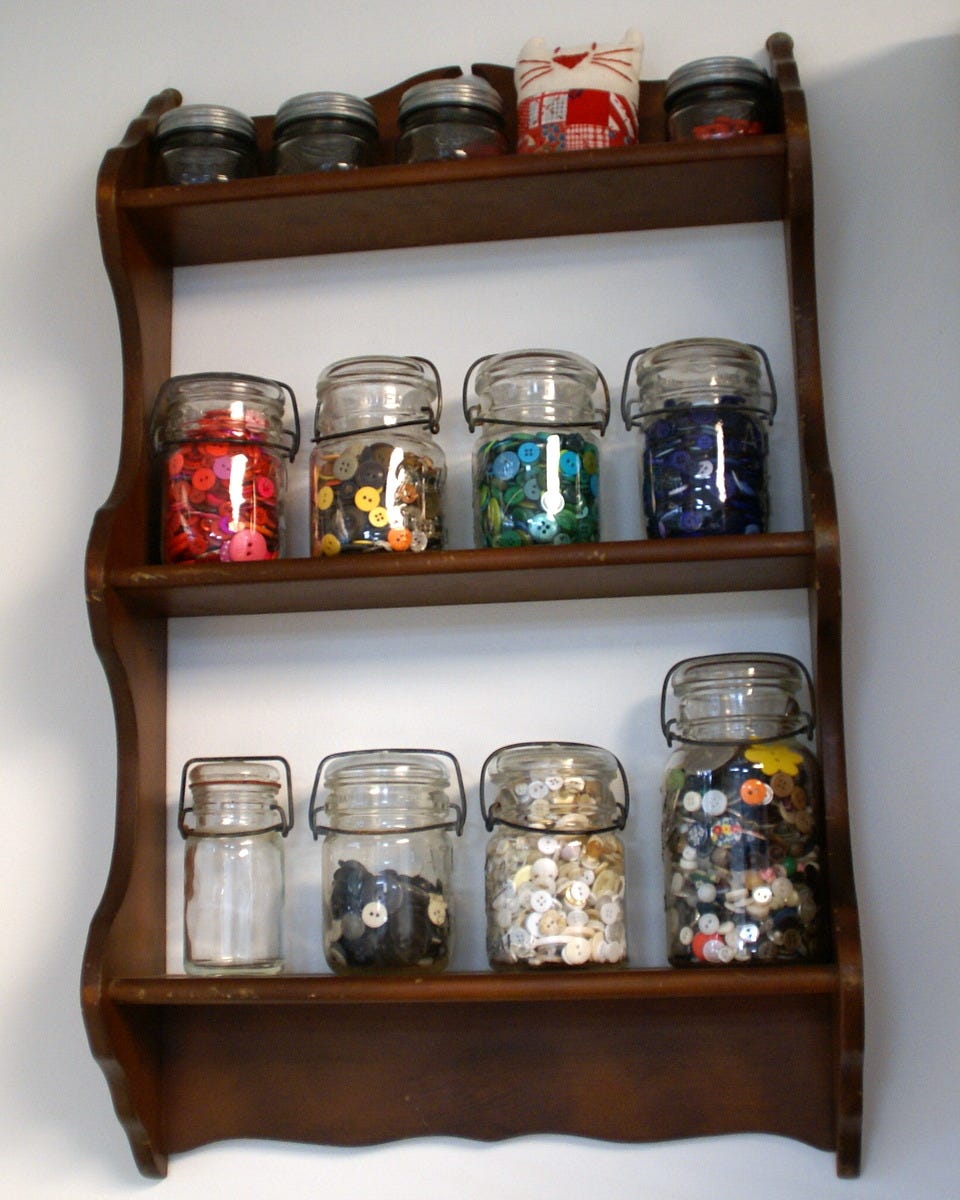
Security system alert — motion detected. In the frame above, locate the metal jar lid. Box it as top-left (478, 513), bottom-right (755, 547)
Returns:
top-left (155, 103), bottom-right (257, 142)
top-left (274, 91), bottom-right (378, 136)
top-left (664, 56), bottom-right (769, 107)
top-left (398, 74), bottom-right (503, 121)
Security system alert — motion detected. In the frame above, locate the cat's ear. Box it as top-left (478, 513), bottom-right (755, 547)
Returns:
top-left (517, 36), bottom-right (550, 63)
top-left (621, 28), bottom-right (644, 52)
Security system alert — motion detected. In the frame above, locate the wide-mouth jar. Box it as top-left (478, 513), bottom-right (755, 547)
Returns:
top-left (155, 103), bottom-right (258, 183)
top-left (396, 74), bottom-right (507, 162)
top-left (664, 56), bottom-right (773, 141)
top-left (273, 91), bottom-right (379, 172)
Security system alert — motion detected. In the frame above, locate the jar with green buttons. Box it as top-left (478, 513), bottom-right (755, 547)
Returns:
top-left (660, 653), bottom-right (828, 966)
top-left (480, 742), bottom-right (630, 968)
top-left (310, 356), bottom-right (446, 556)
top-left (463, 350), bottom-right (609, 548)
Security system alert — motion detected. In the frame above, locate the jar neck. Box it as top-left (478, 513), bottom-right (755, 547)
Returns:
top-left (324, 783), bottom-right (451, 833)
top-left (190, 787), bottom-right (281, 834)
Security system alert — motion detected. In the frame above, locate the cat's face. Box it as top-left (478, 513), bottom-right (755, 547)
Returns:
top-left (516, 29), bottom-right (643, 100)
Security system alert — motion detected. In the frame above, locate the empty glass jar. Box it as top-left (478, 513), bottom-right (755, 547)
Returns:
top-left (178, 757), bottom-right (293, 975)
top-left (309, 749), bottom-right (466, 973)
top-left (273, 91), bottom-right (379, 172)
top-left (396, 74), bottom-right (507, 162)
top-left (155, 103), bottom-right (258, 183)
top-left (660, 653), bottom-right (827, 965)
top-left (664, 56), bottom-right (773, 141)
top-left (464, 349), bottom-right (608, 547)
top-left (621, 338), bottom-right (776, 538)
top-left (481, 742), bottom-right (630, 968)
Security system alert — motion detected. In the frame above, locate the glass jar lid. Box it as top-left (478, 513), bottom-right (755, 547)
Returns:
top-left (178, 756), bottom-right (294, 837)
top-left (156, 103), bottom-right (257, 142)
top-left (314, 355), bottom-right (441, 438)
top-left (152, 371), bottom-right (300, 457)
top-left (664, 56), bottom-right (770, 107)
top-left (398, 74), bottom-right (504, 120)
top-left (464, 348), bottom-right (610, 432)
top-left (274, 91), bottom-right (378, 135)
top-left (187, 759), bottom-right (282, 791)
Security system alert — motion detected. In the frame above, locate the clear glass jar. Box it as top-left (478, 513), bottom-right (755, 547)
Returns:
top-left (621, 338), bottom-right (776, 538)
top-left (273, 92), bottom-right (379, 173)
top-left (309, 750), bottom-right (466, 973)
top-left (178, 757), bottom-right (293, 975)
top-left (396, 75), bottom-right (508, 163)
top-left (155, 103), bottom-right (258, 183)
top-left (481, 742), bottom-right (629, 968)
top-left (152, 372), bottom-right (299, 563)
top-left (311, 356), bottom-right (445, 555)
top-left (463, 349), bottom-right (609, 547)
top-left (660, 653), bottom-right (828, 966)
top-left (664, 57), bottom-right (773, 141)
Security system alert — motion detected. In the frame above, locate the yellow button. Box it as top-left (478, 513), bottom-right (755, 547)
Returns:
top-left (316, 485), bottom-right (334, 510)
top-left (368, 505), bottom-right (390, 528)
top-left (354, 486), bottom-right (380, 512)
top-left (319, 533), bottom-right (341, 556)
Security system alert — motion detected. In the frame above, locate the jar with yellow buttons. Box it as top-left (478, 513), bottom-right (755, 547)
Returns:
top-left (480, 742), bottom-right (630, 968)
top-left (310, 356), bottom-right (446, 556)
top-left (660, 653), bottom-right (828, 966)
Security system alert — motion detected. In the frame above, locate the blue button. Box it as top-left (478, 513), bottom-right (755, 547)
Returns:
top-left (517, 441), bottom-right (540, 463)
top-left (559, 449), bottom-right (581, 477)
top-left (491, 451), bottom-right (520, 480)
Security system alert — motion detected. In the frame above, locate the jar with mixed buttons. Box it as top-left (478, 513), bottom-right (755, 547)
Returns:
top-left (154, 103), bottom-right (259, 184)
top-left (309, 750), bottom-right (466, 973)
top-left (311, 356), bottom-right (446, 556)
top-left (621, 338), bottom-right (776, 538)
top-left (481, 742), bottom-right (630, 968)
top-left (660, 653), bottom-right (828, 966)
top-left (178, 757), bottom-right (293, 975)
top-left (152, 372), bottom-right (299, 563)
top-left (463, 349), bottom-right (608, 548)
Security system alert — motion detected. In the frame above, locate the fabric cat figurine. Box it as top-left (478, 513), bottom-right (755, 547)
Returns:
top-left (515, 29), bottom-right (644, 153)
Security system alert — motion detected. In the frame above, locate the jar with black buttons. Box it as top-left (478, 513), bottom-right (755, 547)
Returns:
top-left (621, 338), bottom-right (776, 538)
top-left (155, 103), bottom-right (259, 184)
top-left (309, 750), bottom-right (466, 973)
top-left (396, 74), bottom-right (508, 162)
top-left (273, 91), bottom-right (379, 173)
top-left (481, 742), bottom-right (630, 968)
top-left (463, 349), bottom-right (608, 547)
top-left (178, 757), bottom-right (293, 975)
top-left (664, 56), bottom-right (773, 141)
top-left (660, 653), bottom-right (828, 966)
top-left (311, 355), bottom-right (445, 556)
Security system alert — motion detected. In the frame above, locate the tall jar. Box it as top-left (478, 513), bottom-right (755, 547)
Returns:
top-left (660, 653), bottom-right (828, 966)
top-left (664, 56), bottom-right (773, 141)
top-left (463, 350), bottom-right (609, 547)
top-left (178, 757), bottom-right (293, 976)
top-left (481, 742), bottom-right (630, 968)
top-left (621, 338), bottom-right (776, 538)
top-left (396, 75), bottom-right (508, 162)
top-left (273, 91), bottom-right (379, 173)
top-left (309, 749), bottom-right (466, 973)
top-left (311, 356), bottom-right (445, 555)
top-left (155, 103), bottom-right (259, 184)
top-left (152, 372), bottom-right (299, 563)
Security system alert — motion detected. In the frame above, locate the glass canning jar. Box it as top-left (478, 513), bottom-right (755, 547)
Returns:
top-left (311, 355), bottom-right (445, 555)
top-left (152, 372), bottom-right (299, 563)
top-left (396, 74), bottom-right (508, 162)
top-left (481, 742), bottom-right (630, 968)
top-left (660, 653), bottom-right (828, 966)
top-left (463, 349), bottom-right (609, 547)
top-left (309, 750), bottom-right (466, 973)
top-left (178, 757), bottom-right (293, 975)
top-left (155, 103), bottom-right (258, 183)
top-left (664, 56), bottom-right (773, 141)
top-left (621, 338), bottom-right (776, 538)
top-left (273, 91), bottom-right (379, 172)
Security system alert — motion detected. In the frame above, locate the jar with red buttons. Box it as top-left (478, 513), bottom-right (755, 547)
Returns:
top-left (660, 653), bottom-right (828, 966)
top-left (480, 742), bottom-right (630, 968)
top-left (152, 372), bottom-right (299, 563)
top-left (311, 356), bottom-right (445, 556)
top-left (663, 56), bottom-right (774, 141)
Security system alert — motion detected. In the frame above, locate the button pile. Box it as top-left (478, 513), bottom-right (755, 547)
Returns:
top-left (662, 740), bottom-right (825, 964)
top-left (692, 114), bottom-right (765, 139)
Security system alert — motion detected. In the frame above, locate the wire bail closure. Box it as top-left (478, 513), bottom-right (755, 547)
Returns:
top-left (462, 353), bottom-right (611, 434)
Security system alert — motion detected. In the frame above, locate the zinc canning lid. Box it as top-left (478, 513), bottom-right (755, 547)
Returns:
top-left (398, 75), bottom-right (504, 119)
top-left (664, 56), bottom-right (770, 106)
top-left (156, 103), bottom-right (256, 140)
top-left (274, 92), bottom-right (378, 133)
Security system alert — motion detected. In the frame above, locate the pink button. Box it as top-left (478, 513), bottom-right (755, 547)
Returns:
top-left (228, 529), bottom-right (269, 561)
top-left (255, 476), bottom-right (276, 500)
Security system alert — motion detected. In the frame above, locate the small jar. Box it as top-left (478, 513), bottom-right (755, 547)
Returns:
top-left (621, 338), bottom-right (776, 538)
top-left (178, 757), bottom-right (293, 975)
top-left (664, 56), bottom-right (773, 141)
top-left (309, 750), bottom-right (466, 973)
top-left (155, 103), bottom-right (258, 184)
top-left (152, 372), bottom-right (299, 563)
top-left (660, 653), bottom-right (828, 966)
top-left (396, 74), bottom-right (508, 163)
top-left (311, 356), bottom-right (445, 555)
top-left (481, 742), bottom-right (630, 968)
top-left (463, 349), bottom-right (608, 547)
top-left (273, 92), bottom-right (379, 173)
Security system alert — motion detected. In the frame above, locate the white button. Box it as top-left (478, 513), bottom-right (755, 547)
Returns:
top-left (544, 775), bottom-right (564, 792)
top-left (696, 882), bottom-right (717, 903)
top-left (565, 776), bottom-right (586, 793)
top-left (530, 888), bottom-right (554, 913)
top-left (565, 909), bottom-right (589, 928)
top-left (679, 926), bottom-right (694, 945)
top-left (752, 885), bottom-right (774, 904)
top-left (538, 836), bottom-right (561, 856)
top-left (739, 922), bottom-right (760, 944)
top-left (361, 900), bottom-right (388, 929)
top-left (682, 790), bottom-right (702, 812)
top-left (564, 880), bottom-right (591, 907)
top-left (702, 936), bottom-right (727, 963)
top-left (524, 911), bottom-right (543, 936)
top-left (599, 900), bottom-right (621, 925)
top-left (532, 857), bottom-right (559, 882)
top-left (698, 912), bottom-right (720, 934)
top-left (527, 779), bottom-right (549, 800)
top-left (561, 937), bottom-right (592, 965)
top-left (701, 789), bottom-right (728, 816)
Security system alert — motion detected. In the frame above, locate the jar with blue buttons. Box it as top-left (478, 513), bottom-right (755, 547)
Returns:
top-left (621, 338), bottom-right (777, 538)
top-left (463, 350), bottom-right (609, 548)
top-left (178, 757), bottom-right (293, 976)
top-left (309, 750), bottom-right (466, 973)
top-left (273, 91), bottom-right (379, 173)
top-left (155, 103), bottom-right (259, 184)
top-left (311, 356), bottom-right (446, 556)
top-left (660, 653), bottom-right (828, 966)
top-left (480, 742), bottom-right (630, 968)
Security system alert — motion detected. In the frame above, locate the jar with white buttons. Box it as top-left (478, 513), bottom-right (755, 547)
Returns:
top-left (463, 350), bottom-right (609, 547)
top-left (273, 91), bottom-right (379, 173)
top-left (155, 103), bottom-right (259, 184)
top-left (621, 338), bottom-right (776, 538)
top-left (178, 757), bottom-right (293, 976)
top-left (480, 742), bottom-right (630, 968)
top-left (660, 653), bottom-right (828, 966)
top-left (152, 372), bottom-right (299, 563)
top-left (311, 356), bottom-right (446, 556)
top-left (309, 750), bottom-right (466, 973)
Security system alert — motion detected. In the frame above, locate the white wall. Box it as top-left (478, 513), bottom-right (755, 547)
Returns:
top-left (2, 2), bottom-right (958, 1196)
